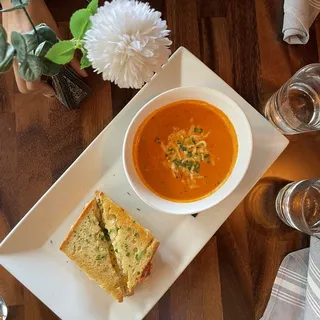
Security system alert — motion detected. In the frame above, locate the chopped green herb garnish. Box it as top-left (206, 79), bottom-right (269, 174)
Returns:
top-left (133, 220), bottom-right (136, 223)
top-left (204, 154), bottom-right (210, 158)
top-left (154, 137), bottom-right (160, 144)
top-left (134, 232), bottom-right (139, 237)
top-left (194, 162), bottom-right (200, 173)
top-left (137, 208), bottom-right (141, 211)
top-left (186, 160), bottom-right (194, 171)
top-left (137, 271), bottom-right (141, 275)
top-left (96, 255), bottom-right (102, 260)
top-left (192, 138), bottom-right (196, 144)
top-left (173, 159), bottom-right (181, 167)
top-left (194, 127), bottom-right (203, 133)
top-left (135, 251), bottom-right (145, 261)
top-left (127, 227), bottom-right (132, 231)
top-left (115, 248), bottom-right (118, 253)
top-left (178, 142), bottom-right (187, 151)
top-left (126, 252), bottom-right (130, 257)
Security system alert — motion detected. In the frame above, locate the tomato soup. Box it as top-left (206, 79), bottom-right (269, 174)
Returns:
top-left (133, 100), bottom-right (238, 202)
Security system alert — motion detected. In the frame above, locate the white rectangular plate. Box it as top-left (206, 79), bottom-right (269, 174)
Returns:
top-left (0, 47), bottom-right (288, 320)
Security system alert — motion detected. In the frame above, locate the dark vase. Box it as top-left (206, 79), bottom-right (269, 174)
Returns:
top-left (48, 65), bottom-right (92, 110)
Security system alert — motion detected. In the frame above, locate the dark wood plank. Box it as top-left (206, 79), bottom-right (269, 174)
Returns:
top-left (111, 84), bottom-right (137, 117)
top-left (216, 204), bottom-right (255, 320)
top-left (197, 0), bottom-right (226, 18)
top-left (81, 71), bottom-right (113, 146)
top-left (200, 17), bottom-right (233, 86)
top-left (166, 0), bottom-right (200, 58)
top-left (169, 236), bottom-right (223, 320)
top-left (0, 113), bottom-right (18, 228)
top-left (0, 72), bottom-right (14, 113)
top-left (226, 0), bottom-right (260, 107)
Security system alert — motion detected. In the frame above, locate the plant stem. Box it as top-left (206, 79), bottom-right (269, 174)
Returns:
top-left (19, 0), bottom-right (40, 44)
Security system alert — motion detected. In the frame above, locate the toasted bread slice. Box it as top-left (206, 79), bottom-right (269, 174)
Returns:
top-left (60, 199), bottom-right (125, 302)
top-left (95, 191), bottom-right (160, 295)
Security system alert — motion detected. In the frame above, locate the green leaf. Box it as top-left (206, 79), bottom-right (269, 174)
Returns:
top-left (80, 49), bottom-right (91, 69)
top-left (0, 25), bottom-right (8, 61)
top-left (42, 58), bottom-right (61, 77)
top-left (35, 41), bottom-right (53, 57)
top-left (0, 45), bottom-right (14, 74)
top-left (80, 54), bottom-right (91, 69)
top-left (87, 0), bottom-right (98, 15)
top-left (18, 55), bottom-right (42, 81)
top-left (22, 24), bottom-right (58, 52)
top-left (11, 31), bottom-right (27, 62)
top-left (0, 0), bottom-right (29, 12)
top-left (36, 24), bottom-right (58, 44)
top-left (70, 9), bottom-right (92, 40)
top-left (33, 41), bottom-right (61, 76)
top-left (45, 40), bottom-right (75, 64)
top-left (22, 33), bottom-right (37, 52)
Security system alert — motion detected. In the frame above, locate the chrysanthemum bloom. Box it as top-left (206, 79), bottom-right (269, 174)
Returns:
top-left (85, 0), bottom-right (172, 89)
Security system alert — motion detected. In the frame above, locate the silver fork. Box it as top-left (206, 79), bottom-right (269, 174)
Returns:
top-left (0, 296), bottom-right (8, 320)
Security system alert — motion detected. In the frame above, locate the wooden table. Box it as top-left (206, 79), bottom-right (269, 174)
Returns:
top-left (1, 0), bottom-right (319, 319)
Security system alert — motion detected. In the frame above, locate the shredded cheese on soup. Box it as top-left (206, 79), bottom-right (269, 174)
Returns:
top-left (160, 125), bottom-right (214, 188)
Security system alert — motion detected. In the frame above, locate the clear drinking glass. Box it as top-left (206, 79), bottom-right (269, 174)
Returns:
top-left (264, 63), bottom-right (320, 134)
top-left (275, 178), bottom-right (320, 237)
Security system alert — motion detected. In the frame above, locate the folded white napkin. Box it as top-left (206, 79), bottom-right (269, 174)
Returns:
top-left (283, 0), bottom-right (319, 44)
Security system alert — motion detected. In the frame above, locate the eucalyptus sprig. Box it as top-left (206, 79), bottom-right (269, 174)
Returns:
top-left (45, 0), bottom-right (98, 69)
top-left (0, 0), bottom-right (62, 81)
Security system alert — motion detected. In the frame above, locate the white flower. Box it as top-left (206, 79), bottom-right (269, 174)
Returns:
top-left (84, 0), bottom-right (172, 89)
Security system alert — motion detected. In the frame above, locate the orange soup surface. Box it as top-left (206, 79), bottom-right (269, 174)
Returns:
top-left (133, 100), bottom-right (238, 202)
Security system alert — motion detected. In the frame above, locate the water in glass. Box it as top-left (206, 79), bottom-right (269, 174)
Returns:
top-left (276, 179), bottom-right (320, 236)
top-left (264, 64), bottom-right (320, 134)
